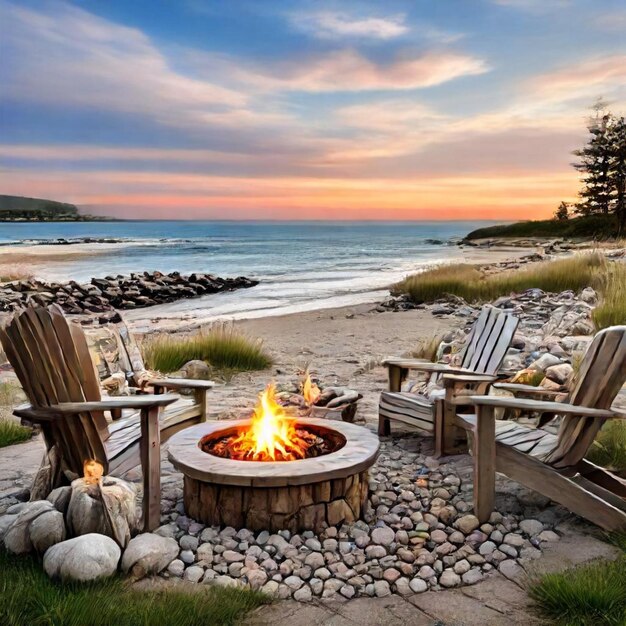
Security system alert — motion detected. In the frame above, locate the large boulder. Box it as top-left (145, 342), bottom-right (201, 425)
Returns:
top-left (47, 486), bottom-right (72, 514)
top-left (121, 533), bottom-right (180, 577)
top-left (182, 360), bottom-right (211, 380)
top-left (3, 501), bottom-right (57, 554)
top-left (29, 509), bottom-right (66, 553)
top-left (545, 363), bottom-right (574, 385)
top-left (43, 534), bottom-right (120, 582)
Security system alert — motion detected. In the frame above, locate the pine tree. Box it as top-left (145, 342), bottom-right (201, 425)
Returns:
top-left (608, 115), bottom-right (626, 233)
top-left (572, 110), bottom-right (613, 216)
top-left (554, 201), bottom-right (569, 221)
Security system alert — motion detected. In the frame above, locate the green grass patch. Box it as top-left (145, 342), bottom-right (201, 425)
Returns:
top-left (143, 324), bottom-right (272, 374)
top-left (586, 420), bottom-right (626, 474)
top-left (392, 253), bottom-right (607, 305)
top-left (529, 557), bottom-right (626, 626)
top-left (0, 550), bottom-right (270, 626)
top-left (0, 419), bottom-right (32, 448)
top-left (465, 214), bottom-right (618, 240)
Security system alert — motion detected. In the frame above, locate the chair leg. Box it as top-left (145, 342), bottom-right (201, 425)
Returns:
top-left (140, 406), bottom-right (161, 531)
top-left (435, 401), bottom-right (468, 457)
top-left (194, 389), bottom-right (208, 423)
top-left (379, 365), bottom-right (407, 436)
top-left (473, 404), bottom-right (496, 523)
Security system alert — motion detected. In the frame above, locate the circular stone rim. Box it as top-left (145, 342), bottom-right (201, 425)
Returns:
top-left (167, 417), bottom-right (380, 488)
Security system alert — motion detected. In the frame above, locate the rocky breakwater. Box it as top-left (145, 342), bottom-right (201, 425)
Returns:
top-left (0, 271), bottom-right (258, 314)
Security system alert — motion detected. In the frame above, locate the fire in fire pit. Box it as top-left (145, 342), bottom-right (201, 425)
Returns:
top-left (202, 383), bottom-right (344, 461)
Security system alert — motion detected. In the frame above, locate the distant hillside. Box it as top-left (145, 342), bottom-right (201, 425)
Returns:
top-left (0, 195), bottom-right (113, 221)
top-left (465, 214), bottom-right (618, 241)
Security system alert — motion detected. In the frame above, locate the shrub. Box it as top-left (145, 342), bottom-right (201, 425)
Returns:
top-left (528, 556), bottom-right (626, 626)
top-left (393, 253), bottom-right (607, 305)
top-left (143, 324), bottom-right (272, 374)
top-left (0, 551), bottom-right (269, 626)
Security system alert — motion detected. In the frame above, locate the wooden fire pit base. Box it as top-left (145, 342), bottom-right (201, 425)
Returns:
top-left (168, 418), bottom-right (380, 534)
top-left (184, 471), bottom-right (368, 533)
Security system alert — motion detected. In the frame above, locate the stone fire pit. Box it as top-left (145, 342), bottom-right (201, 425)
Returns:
top-left (168, 418), bottom-right (379, 533)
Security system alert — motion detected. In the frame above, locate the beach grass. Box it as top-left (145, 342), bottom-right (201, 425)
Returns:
top-left (0, 550), bottom-right (269, 626)
top-left (586, 420), bottom-right (626, 474)
top-left (591, 262), bottom-right (626, 330)
top-left (143, 324), bottom-right (273, 374)
top-left (410, 334), bottom-right (444, 361)
top-left (0, 265), bottom-right (33, 283)
top-left (528, 532), bottom-right (626, 626)
top-left (0, 419), bottom-right (32, 448)
top-left (392, 253), bottom-right (607, 305)
top-left (0, 382), bottom-right (31, 448)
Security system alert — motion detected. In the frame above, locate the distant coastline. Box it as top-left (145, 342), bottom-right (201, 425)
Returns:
top-left (0, 194), bottom-right (118, 222)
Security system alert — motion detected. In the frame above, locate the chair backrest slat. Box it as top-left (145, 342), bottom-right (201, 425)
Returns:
top-left (545, 326), bottom-right (626, 469)
top-left (0, 305), bottom-right (110, 473)
top-left (460, 307), bottom-right (519, 375)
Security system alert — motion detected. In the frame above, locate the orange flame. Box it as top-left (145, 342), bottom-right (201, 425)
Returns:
top-left (302, 372), bottom-right (321, 406)
top-left (226, 383), bottom-right (310, 461)
top-left (83, 459), bottom-right (104, 485)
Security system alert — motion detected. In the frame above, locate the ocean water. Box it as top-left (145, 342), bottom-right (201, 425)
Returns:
top-left (0, 221), bottom-right (495, 321)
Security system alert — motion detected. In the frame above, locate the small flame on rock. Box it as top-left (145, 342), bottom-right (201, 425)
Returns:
top-left (302, 372), bottom-right (321, 406)
top-left (83, 459), bottom-right (104, 485)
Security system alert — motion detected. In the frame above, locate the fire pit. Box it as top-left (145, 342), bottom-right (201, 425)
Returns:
top-left (168, 385), bottom-right (379, 533)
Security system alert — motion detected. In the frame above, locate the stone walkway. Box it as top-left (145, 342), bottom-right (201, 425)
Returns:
top-left (243, 527), bottom-right (620, 625)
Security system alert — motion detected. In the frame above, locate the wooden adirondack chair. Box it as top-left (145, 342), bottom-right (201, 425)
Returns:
top-left (0, 305), bottom-right (209, 530)
top-left (379, 306), bottom-right (519, 455)
top-left (457, 325), bottom-right (626, 531)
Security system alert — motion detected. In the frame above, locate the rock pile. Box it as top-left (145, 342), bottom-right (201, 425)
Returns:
top-left (0, 271), bottom-right (258, 314)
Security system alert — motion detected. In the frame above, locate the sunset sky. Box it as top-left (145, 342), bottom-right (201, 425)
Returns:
top-left (1, 0), bottom-right (625, 221)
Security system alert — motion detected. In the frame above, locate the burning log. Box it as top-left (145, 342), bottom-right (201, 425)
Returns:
top-left (66, 460), bottom-right (138, 547)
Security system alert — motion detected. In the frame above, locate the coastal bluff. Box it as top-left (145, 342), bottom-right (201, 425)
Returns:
top-left (0, 271), bottom-right (258, 315)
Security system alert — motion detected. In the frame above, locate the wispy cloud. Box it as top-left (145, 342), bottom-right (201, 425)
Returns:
top-left (290, 11), bottom-right (409, 40)
top-left (0, 0), bottom-right (292, 134)
top-left (595, 9), bottom-right (626, 32)
top-left (529, 54), bottom-right (626, 104)
top-left (204, 49), bottom-right (489, 93)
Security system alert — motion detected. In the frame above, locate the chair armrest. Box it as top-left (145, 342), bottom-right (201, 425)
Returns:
top-left (151, 378), bottom-right (215, 390)
top-left (468, 395), bottom-right (614, 418)
top-left (443, 373), bottom-right (498, 384)
top-left (492, 382), bottom-right (561, 397)
top-left (30, 394), bottom-right (178, 416)
top-left (383, 358), bottom-right (474, 376)
top-left (383, 357), bottom-right (430, 366)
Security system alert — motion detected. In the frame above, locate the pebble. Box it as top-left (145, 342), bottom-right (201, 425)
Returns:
top-left (371, 526), bottom-right (395, 546)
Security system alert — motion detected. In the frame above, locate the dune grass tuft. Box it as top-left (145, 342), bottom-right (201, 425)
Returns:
top-left (0, 265), bottom-right (33, 283)
top-left (586, 420), bottom-right (626, 474)
top-left (392, 253), bottom-right (607, 305)
top-left (591, 262), bottom-right (626, 330)
top-left (0, 419), bottom-right (32, 448)
top-left (0, 550), bottom-right (269, 626)
top-left (143, 324), bottom-right (273, 374)
top-left (528, 553), bottom-right (626, 626)
top-left (410, 334), bottom-right (444, 362)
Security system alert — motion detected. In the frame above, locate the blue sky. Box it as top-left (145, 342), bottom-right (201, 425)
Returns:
top-left (0, 0), bottom-right (625, 219)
